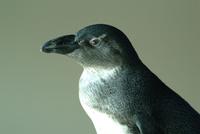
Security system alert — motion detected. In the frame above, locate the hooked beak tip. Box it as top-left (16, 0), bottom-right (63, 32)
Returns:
top-left (41, 41), bottom-right (55, 53)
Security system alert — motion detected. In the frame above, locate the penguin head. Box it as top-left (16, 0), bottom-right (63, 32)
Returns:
top-left (42, 24), bottom-right (140, 68)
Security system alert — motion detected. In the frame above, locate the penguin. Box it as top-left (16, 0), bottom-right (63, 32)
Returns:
top-left (41, 24), bottom-right (200, 134)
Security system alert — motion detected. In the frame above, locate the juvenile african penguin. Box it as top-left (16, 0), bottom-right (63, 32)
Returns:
top-left (41, 24), bottom-right (200, 134)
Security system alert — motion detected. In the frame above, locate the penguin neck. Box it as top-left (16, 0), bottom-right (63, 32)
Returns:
top-left (79, 65), bottom-right (122, 103)
top-left (81, 61), bottom-right (141, 77)
top-left (82, 66), bottom-right (120, 80)
top-left (79, 63), bottom-right (140, 106)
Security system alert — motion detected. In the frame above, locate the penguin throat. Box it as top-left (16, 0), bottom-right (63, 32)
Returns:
top-left (81, 67), bottom-right (120, 81)
top-left (79, 66), bottom-right (120, 104)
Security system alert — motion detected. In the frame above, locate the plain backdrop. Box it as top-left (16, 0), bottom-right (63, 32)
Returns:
top-left (0, 0), bottom-right (199, 134)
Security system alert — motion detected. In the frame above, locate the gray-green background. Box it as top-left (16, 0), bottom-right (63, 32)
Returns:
top-left (0, 0), bottom-right (199, 134)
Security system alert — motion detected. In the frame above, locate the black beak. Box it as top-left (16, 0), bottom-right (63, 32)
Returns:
top-left (41, 34), bottom-right (79, 54)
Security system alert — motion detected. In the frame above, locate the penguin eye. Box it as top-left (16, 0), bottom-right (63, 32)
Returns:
top-left (89, 37), bottom-right (100, 46)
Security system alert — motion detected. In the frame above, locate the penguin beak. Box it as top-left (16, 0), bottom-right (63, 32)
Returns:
top-left (41, 34), bottom-right (79, 54)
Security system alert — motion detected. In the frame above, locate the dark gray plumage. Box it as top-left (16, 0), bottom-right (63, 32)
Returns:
top-left (41, 24), bottom-right (200, 134)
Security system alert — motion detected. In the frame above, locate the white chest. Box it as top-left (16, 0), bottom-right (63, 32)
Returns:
top-left (81, 103), bottom-right (130, 134)
top-left (79, 67), bottom-right (131, 134)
